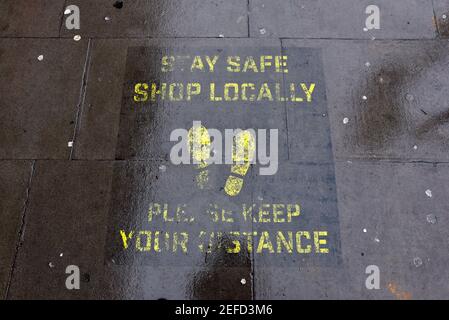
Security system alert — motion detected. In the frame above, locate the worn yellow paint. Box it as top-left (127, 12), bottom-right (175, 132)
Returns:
top-left (224, 130), bottom-right (256, 197)
top-left (188, 124), bottom-right (211, 190)
top-left (119, 230), bottom-right (134, 249)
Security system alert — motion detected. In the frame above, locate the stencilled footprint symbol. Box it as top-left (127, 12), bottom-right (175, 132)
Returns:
top-left (224, 130), bottom-right (256, 197)
top-left (188, 122), bottom-right (212, 190)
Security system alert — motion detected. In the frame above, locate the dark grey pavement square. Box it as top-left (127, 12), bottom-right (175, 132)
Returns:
top-left (282, 39), bottom-right (449, 161)
top-left (0, 1), bottom-right (65, 37)
top-left (250, 0), bottom-right (437, 39)
top-left (0, 39), bottom-right (88, 159)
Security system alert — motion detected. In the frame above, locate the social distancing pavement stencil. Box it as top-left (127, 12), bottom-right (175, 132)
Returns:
top-left (106, 46), bottom-right (341, 266)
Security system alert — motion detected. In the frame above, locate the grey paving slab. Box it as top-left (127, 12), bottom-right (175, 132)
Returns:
top-left (59, 0), bottom-right (248, 38)
top-left (255, 161), bottom-right (449, 299)
top-left (0, 161), bottom-right (32, 299)
top-left (282, 39), bottom-right (449, 162)
top-left (0, 39), bottom-right (88, 159)
top-left (433, 0), bottom-right (449, 38)
top-left (73, 38), bottom-right (287, 161)
top-left (8, 160), bottom-right (252, 299)
top-left (0, 1), bottom-right (65, 37)
top-left (250, 0), bottom-right (437, 39)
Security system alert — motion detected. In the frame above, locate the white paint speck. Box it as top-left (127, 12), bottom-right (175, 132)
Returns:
top-left (363, 27), bottom-right (368, 32)
top-left (218, 34), bottom-right (224, 38)
top-left (59, 253), bottom-right (64, 257)
top-left (68, 141), bottom-right (74, 148)
top-left (363, 228), bottom-right (367, 233)
top-left (443, 14), bottom-right (447, 20)
top-left (425, 189), bottom-right (432, 198)
top-left (343, 117), bottom-right (349, 124)
top-left (413, 257), bottom-right (423, 267)
top-left (257, 195), bottom-right (264, 201)
top-left (64, 8), bottom-right (71, 15)
top-left (37, 55), bottom-right (44, 61)
top-left (413, 145), bottom-right (418, 150)
top-left (362, 95), bottom-right (367, 100)
top-left (105, 16), bottom-right (111, 21)
top-left (426, 214), bottom-right (437, 224)
top-left (259, 28), bottom-right (266, 35)
top-left (49, 262), bottom-right (55, 268)
top-left (159, 165), bottom-right (167, 172)
top-left (240, 278), bottom-right (247, 285)
top-left (73, 35), bottom-right (81, 41)
top-left (374, 237), bottom-right (380, 243)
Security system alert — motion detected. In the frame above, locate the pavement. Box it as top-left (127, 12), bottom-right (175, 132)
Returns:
top-left (1, 0), bottom-right (449, 300)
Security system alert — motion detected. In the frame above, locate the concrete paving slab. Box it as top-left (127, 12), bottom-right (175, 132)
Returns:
top-left (0, 39), bottom-right (88, 159)
top-left (0, 1), bottom-right (65, 37)
top-left (59, 0), bottom-right (248, 38)
top-left (0, 161), bottom-right (32, 298)
top-left (250, 0), bottom-right (437, 39)
top-left (255, 161), bottom-right (449, 299)
top-left (282, 39), bottom-right (449, 161)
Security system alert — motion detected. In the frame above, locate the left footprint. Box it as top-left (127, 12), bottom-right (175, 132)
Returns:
top-left (188, 123), bottom-right (211, 189)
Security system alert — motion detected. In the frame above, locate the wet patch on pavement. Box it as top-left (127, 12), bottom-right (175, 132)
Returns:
top-left (59, 0), bottom-right (248, 38)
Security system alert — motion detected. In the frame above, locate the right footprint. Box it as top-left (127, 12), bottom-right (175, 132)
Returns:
top-left (224, 130), bottom-right (256, 197)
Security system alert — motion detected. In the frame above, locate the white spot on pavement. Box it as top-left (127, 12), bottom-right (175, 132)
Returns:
top-left (49, 262), bottom-right (55, 268)
top-left (363, 228), bottom-right (367, 233)
top-left (240, 278), bottom-right (246, 285)
top-left (362, 95), bottom-right (367, 100)
top-left (73, 35), bottom-right (81, 41)
top-left (64, 8), bottom-right (71, 15)
top-left (37, 55), bottom-right (44, 61)
top-left (68, 141), bottom-right (74, 148)
top-left (365, 62), bottom-right (371, 67)
top-left (425, 189), bottom-right (432, 198)
top-left (426, 214), bottom-right (437, 224)
top-left (259, 28), bottom-right (266, 35)
top-left (413, 257), bottom-right (423, 267)
top-left (413, 145), bottom-right (418, 150)
top-left (343, 117), bottom-right (349, 124)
